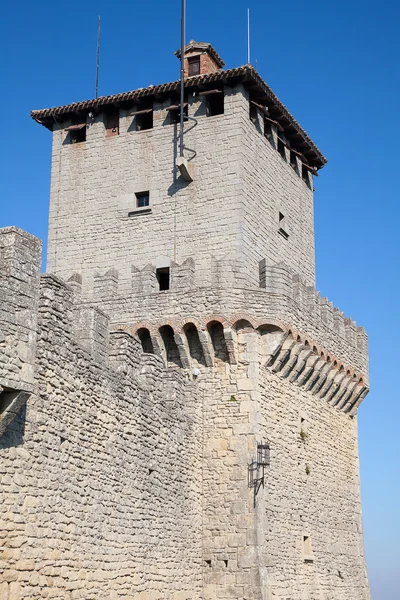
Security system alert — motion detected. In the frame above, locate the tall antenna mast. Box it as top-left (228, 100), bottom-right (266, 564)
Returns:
top-left (247, 8), bottom-right (251, 65)
top-left (179, 0), bottom-right (186, 157)
top-left (95, 16), bottom-right (101, 99)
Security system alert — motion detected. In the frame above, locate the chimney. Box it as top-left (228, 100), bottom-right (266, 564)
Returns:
top-left (175, 41), bottom-right (225, 77)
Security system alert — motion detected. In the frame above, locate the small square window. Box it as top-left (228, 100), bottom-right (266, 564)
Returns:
top-left (70, 127), bottom-right (86, 144)
top-left (206, 93), bottom-right (224, 116)
top-left (169, 103), bottom-right (188, 125)
top-left (135, 191), bottom-right (150, 208)
top-left (65, 123), bottom-right (86, 144)
top-left (188, 56), bottom-right (200, 76)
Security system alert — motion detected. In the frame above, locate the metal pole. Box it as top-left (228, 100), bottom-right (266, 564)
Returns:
top-left (247, 8), bottom-right (250, 65)
top-left (96, 16), bottom-right (101, 98)
top-left (179, 0), bottom-right (186, 157)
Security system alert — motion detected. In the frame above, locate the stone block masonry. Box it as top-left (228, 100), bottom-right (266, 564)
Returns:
top-left (15, 40), bottom-right (371, 598)
top-left (0, 227), bottom-right (370, 599)
top-left (0, 228), bottom-right (202, 599)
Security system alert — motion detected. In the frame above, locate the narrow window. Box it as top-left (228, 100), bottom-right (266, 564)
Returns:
top-left (264, 118), bottom-right (273, 142)
top-left (137, 328), bottom-right (154, 354)
top-left (277, 136), bottom-right (286, 159)
top-left (303, 536), bottom-right (313, 562)
top-left (105, 109), bottom-right (119, 136)
top-left (134, 101), bottom-right (153, 131)
top-left (65, 123), bottom-right (86, 144)
top-left (135, 191), bottom-right (150, 208)
top-left (206, 93), bottom-right (224, 116)
top-left (156, 267), bottom-right (170, 291)
top-left (302, 163), bottom-right (312, 189)
top-left (278, 212), bottom-right (288, 240)
top-left (188, 56), bottom-right (200, 76)
top-left (249, 102), bottom-right (258, 125)
top-left (290, 150), bottom-right (298, 172)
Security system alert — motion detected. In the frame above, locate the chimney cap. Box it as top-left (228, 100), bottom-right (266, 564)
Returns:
top-left (175, 40), bottom-right (225, 68)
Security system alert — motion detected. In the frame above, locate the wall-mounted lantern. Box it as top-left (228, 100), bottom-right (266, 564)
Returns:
top-left (248, 441), bottom-right (270, 507)
top-left (257, 442), bottom-right (270, 468)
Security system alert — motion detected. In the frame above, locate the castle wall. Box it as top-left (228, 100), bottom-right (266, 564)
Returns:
top-left (79, 261), bottom-right (368, 377)
top-left (0, 230), bottom-right (203, 600)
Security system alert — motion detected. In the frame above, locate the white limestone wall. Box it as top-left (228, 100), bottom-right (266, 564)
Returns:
top-left (200, 325), bottom-right (370, 600)
top-left (239, 89), bottom-right (316, 287)
top-left (47, 87), bottom-right (246, 297)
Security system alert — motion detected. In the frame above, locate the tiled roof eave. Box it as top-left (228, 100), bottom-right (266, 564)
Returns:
top-left (31, 65), bottom-right (327, 168)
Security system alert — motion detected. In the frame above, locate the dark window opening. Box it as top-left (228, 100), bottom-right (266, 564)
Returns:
top-left (264, 119), bottom-right (273, 142)
top-left (223, 560), bottom-right (228, 568)
top-left (279, 212), bottom-right (289, 239)
top-left (277, 136), bottom-right (286, 159)
top-left (302, 163), bottom-right (312, 189)
top-left (290, 150), bottom-right (298, 171)
top-left (156, 267), bottom-right (170, 291)
top-left (169, 103), bottom-right (188, 124)
top-left (207, 321), bottom-right (229, 363)
top-left (105, 109), bottom-right (119, 136)
top-left (249, 102), bottom-right (258, 125)
top-left (137, 328), bottom-right (154, 354)
top-left (133, 101), bottom-right (154, 131)
top-left (205, 560), bottom-right (212, 568)
top-left (188, 56), bottom-right (200, 76)
top-left (159, 325), bottom-right (182, 367)
top-left (206, 93), bottom-right (224, 116)
top-left (71, 127), bottom-right (86, 144)
top-left (65, 123), bottom-right (86, 144)
top-left (135, 191), bottom-right (150, 208)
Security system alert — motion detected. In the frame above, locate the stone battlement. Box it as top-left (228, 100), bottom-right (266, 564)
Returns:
top-left (65, 257), bottom-right (368, 378)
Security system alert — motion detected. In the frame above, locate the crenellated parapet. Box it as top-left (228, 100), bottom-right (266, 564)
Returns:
top-left (66, 258), bottom-right (368, 377)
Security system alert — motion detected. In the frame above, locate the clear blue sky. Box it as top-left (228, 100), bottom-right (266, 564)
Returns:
top-left (1, 1), bottom-right (399, 597)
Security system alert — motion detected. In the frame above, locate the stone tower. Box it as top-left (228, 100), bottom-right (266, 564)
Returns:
top-left (2, 41), bottom-right (370, 599)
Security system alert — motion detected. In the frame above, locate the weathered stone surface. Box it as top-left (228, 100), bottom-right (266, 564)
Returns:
top-left (1, 47), bottom-right (371, 599)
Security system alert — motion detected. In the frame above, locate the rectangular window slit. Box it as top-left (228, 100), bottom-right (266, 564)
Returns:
top-left (156, 267), bottom-right (170, 291)
top-left (188, 56), bottom-right (200, 76)
top-left (303, 536), bottom-right (314, 562)
top-left (105, 109), bottom-right (119, 136)
top-left (277, 136), bottom-right (286, 159)
top-left (278, 212), bottom-right (289, 239)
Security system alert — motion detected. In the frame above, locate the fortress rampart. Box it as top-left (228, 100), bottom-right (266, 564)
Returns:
top-left (66, 256), bottom-right (368, 384)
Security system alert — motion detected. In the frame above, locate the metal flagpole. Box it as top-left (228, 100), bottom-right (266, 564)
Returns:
top-left (95, 16), bottom-right (101, 98)
top-left (247, 8), bottom-right (251, 65)
top-left (179, 0), bottom-right (186, 157)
